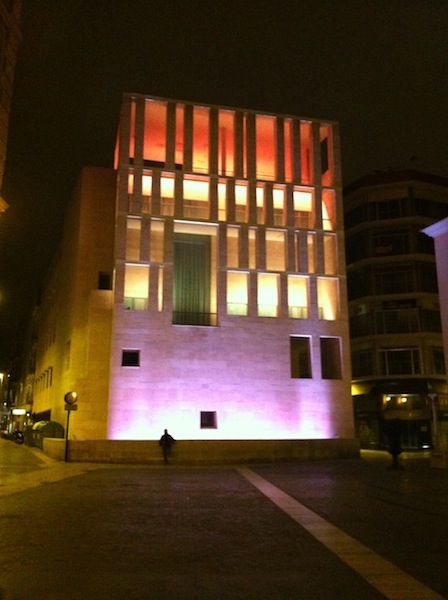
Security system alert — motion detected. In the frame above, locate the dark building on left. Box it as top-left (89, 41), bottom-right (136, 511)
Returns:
top-left (0, 0), bottom-right (21, 421)
top-left (0, 0), bottom-right (21, 214)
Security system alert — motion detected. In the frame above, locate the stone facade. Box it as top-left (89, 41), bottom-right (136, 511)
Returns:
top-left (16, 94), bottom-right (355, 452)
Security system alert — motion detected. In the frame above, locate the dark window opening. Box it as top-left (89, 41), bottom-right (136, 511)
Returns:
top-left (320, 337), bottom-right (342, 379)
top-left (290, 337), bottom-right (312, 378)
top-left (98, 271), bottom-right (113, 290)
top-left (122, 350), bottom-right (140, 367)
top-left (200, 411), bottom-right (217, 429)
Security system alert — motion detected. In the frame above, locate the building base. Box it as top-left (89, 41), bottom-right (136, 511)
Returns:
top-left (43, 438), bottom-right (360, 464)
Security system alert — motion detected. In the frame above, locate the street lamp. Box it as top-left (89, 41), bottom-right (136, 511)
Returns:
top-left (64, 391), bottom-right (78, 462)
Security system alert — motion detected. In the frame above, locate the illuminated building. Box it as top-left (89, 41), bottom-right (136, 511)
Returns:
top-left (18, 94), bottom-right (354, 457)
top-left (344, 171), bottom-right (448, 450)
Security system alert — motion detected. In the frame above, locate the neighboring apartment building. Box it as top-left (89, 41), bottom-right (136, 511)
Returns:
top-left (344, 171), bottom-right (448, 450)
top-left (14, 93), bottom-right (354, 450)
top-left (0, 0), bottom-right (21, 213)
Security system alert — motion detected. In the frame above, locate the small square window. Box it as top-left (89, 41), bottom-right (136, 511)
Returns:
top-left (122, 350), bottom-right (140, 367)
top-left (200, 411), bottom-right (217, 429)
top-left (98, 271), bottom-right (112, 290)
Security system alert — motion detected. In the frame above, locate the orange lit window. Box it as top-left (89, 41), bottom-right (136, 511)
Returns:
top-left (284, 118), bottom-right (293, 182)
top-left (235, 181), bottom-right (248, 223)
top-left (273, 185), bottom-right (285, 226)
top-left (320, 124), bottom-right (334, 186)
top-left (256, 114), bottom-right (276, 180)
top-left (144, 100), bottom-right (167, 166)
top-left (218, 110), bottom-right (235, 176)
top-left (293, 187), bottom-right (314, 229)
top-left (323, 233), bottom-right (338, 275)
top-left (300, 121), bottom-right (313, 184)
top-left (193, 106), bottom-right (210, 174)
top-left (129, 99), bottom-right (136, 160)
top-left (175, 104), bottom-right (184, 168)
top-left (183, 176), bottom-right (209, 220)
top-left (322, 189), bottom-right (336, 230)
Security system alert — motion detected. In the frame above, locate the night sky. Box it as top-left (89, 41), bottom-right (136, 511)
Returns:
top-left (0, 0), bottom-right (447, 369)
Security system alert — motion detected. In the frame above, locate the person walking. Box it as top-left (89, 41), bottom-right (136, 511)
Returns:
top-left (159, 429), bottom-right (175, 464)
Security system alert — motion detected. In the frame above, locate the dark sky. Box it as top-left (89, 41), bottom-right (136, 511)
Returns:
top-left (0, 0), bottom-right (447, 369)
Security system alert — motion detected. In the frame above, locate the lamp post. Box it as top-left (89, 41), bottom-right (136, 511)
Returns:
top-left (64, 391), bottom-right (78, 462)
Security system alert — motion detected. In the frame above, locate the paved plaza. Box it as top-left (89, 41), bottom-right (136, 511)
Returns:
top-left (0, 438), bottom-right (447, 599)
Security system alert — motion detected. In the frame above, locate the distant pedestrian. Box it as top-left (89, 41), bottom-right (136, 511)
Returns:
top-left (159, 429), bottom-right (175, 464)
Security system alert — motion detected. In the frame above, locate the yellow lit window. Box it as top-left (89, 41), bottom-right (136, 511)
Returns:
top-left (293, 187), bottom-right (314, 229)
top-left (317, 277), bottom-right (339, 320)
top-left (227, 226), bottom-right (239, 268)
top-left (142, 173), bottom-right (152, 213)
top-left (249, 228), bottom-right (257, 270)
top-left (307, 233), bottom-right (316, 273)
top-left (235, 181), bottom-right (248, 223)
top-left (218, 180), bottom-right (226, 221)
top-left (126, 218), bottom-right (141, 262)
top-left (160, 173), bottom-right (174, 216)
top-left (183, 176), bottom-right (209, 220)
top-left (273, 186), bottom-right (285, 226)
top-left (258, 273), bottom-right (279, 317)
top-left (287, 276), bottom-right (309, 319)
top-left (266, 229), bottom-right (285, 271)
top-left (124, 265), bottom-right (149, 310)
top-left (256, 184), bottom-right (265, 224)
top-left (150, 219), bottom-right (164, 263)
top-left (227, 271), bottom-right (248, 316)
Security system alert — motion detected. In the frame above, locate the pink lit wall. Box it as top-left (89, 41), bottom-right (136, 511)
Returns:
top-left (107, 315), bottom-right (353, 442)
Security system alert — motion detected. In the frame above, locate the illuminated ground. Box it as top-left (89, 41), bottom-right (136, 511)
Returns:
top-left (0, 440), bottom-right (446, 599)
